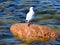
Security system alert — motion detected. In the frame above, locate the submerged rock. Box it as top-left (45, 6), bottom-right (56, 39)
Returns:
top-left (10, 23), bottom-right (59, 43)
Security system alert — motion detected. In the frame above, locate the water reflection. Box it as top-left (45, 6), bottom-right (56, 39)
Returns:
top-left (0, 0), bottom-right (60, 45)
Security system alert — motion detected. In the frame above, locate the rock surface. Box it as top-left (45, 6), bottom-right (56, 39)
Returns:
top-left (10, 23), bottom-right (59, 43)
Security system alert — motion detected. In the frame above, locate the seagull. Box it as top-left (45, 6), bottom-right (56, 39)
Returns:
top-left (26, 7), bottom-right (34, 26)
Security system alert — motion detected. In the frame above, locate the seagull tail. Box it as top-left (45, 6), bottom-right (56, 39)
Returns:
top-left (25, 20), bottom-right (29, 23)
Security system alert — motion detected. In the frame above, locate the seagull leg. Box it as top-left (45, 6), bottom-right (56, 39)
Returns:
top-left (25, 20), bottom-right (32, 26)
top-left (28, 22), bottom-right (31, 26)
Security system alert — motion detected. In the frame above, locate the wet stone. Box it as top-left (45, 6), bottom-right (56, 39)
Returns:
top-left (10, 23), bottom-right (59, 43)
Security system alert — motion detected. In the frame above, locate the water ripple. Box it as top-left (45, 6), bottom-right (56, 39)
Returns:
top-left (0, 0), bottom-right (60, 45)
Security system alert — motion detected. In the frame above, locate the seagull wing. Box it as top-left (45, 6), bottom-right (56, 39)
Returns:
top-left (26, 11), bottom-right (34, 22)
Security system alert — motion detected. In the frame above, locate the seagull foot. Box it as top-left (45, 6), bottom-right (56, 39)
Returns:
top-left (28, 23), bottom-right (30, 26)
top-left (27, 22), bottom-right (32, 27)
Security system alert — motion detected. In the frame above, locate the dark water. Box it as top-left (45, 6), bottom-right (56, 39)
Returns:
top-left (0, 0), bottom-right (60, 45)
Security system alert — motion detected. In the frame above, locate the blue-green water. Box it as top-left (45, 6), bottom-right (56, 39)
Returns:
top-left (0, 0), bottom-right (60, 45)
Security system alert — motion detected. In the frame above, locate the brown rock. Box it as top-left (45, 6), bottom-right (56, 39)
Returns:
top-left (10, 23), bottom-right (59, 43)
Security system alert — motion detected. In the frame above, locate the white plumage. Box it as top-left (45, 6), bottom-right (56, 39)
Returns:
top-left (26, 7), bottom-right (34, 22)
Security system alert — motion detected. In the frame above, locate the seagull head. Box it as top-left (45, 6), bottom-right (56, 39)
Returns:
top-left (30, 7), bottom-right (34, 11)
